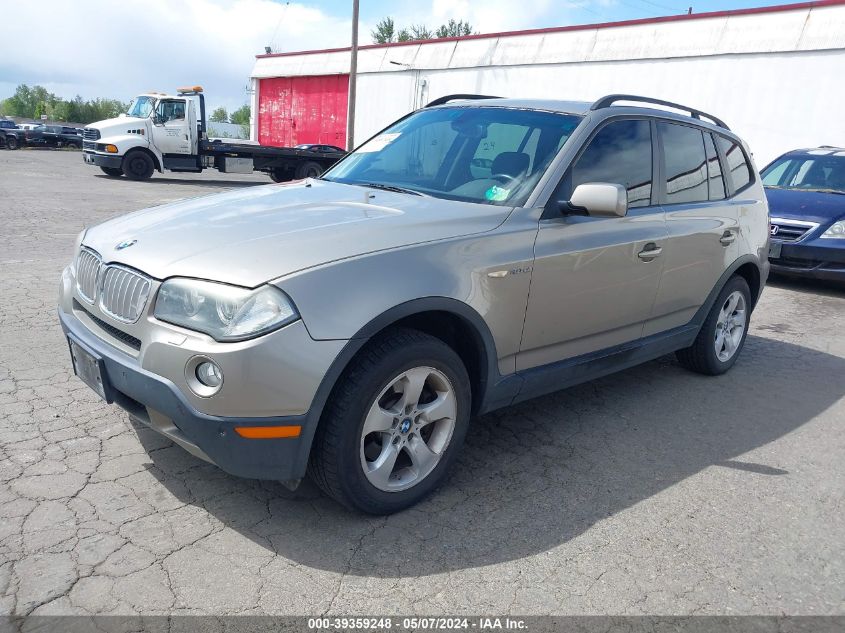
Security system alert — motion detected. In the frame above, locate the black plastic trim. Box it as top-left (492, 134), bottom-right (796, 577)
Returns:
top-left (425, 94), bottom-right (501, 108)
top-left (591, 94), bottom-right (730, 130)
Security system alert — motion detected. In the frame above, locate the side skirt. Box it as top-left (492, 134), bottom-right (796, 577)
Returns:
top-left (511, 324), bottom-right (698, 405)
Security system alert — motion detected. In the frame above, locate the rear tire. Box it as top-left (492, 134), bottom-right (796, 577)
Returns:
top-left (295, 161), bottom-right (323, 179)
top-left (100, 166), bottom-right (123, 177)
top-left (308, 327), bottom-right (471, 514)
top-left (676, 275), bottom-right (751, 375)
top-left (269, 169), bottom-right (287, 183)
top-left (122, 150), bottom-right (154, 180)
top-left (6, 136), bottom-right (18, 150)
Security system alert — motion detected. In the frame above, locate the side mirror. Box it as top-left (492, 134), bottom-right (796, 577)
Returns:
top-left (566, 182), bottom-right (628, 217)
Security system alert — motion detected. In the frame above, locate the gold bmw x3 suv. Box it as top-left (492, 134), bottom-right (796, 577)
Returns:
top-left (60, 94), bottom-right (770, 514)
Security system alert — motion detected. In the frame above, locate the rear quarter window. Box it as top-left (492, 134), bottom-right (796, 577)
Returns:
top-left (716, 135), bottom-right (753, 193)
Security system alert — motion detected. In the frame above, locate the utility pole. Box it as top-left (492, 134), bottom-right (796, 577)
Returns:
top-left (347, 0), bottom-right (359, 150)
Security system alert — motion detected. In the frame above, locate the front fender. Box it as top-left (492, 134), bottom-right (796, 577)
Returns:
top-left (98, 134), bottom-right (151, 156)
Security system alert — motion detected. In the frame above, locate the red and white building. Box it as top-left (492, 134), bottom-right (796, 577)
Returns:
top-left (249, 0), bottom-right (845, 164)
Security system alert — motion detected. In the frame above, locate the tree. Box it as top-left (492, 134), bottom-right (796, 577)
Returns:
top-left (230, 105), bottom-right (250, 126)
top-left (371, 17), bottom-right (473, 44)
top-left (436, 19), bottom-right (474, 38)
top-left (409, 24), bottom-right (434, 40)
top-left (0, 84), bottom-right (128, 123)
top-left (230, 104), bottom-right (251, 137)
top-left (210, 106), bottom-right (228, 123)
top-left (371, 17), bottom-right (396, 43)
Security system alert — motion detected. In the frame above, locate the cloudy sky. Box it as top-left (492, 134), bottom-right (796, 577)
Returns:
top-left (0, 0), bottom-right (800, 114)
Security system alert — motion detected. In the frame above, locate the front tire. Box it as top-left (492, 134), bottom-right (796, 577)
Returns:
top-left (100, 166), bottom-right (123, 177)
top-left (309, 328), bottom-right (471, 514)
top-left (122, 150), bottom-right (155, 180)
top-left (676, 275), bottom-right (751, 375)
top-left (6, 136), bottom-right (19, 150)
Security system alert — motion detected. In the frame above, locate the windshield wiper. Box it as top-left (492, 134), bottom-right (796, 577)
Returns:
top-left (357, 182), bottom-right (426, 196)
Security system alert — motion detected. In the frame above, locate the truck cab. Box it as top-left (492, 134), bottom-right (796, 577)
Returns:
top-left (82, 87), bottom-right (204, 179)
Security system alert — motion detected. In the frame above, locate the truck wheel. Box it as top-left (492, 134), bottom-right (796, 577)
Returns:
top-left (676, 275), bottom-right (751, 376)
top-left (6, 136), bottom-right (19, 150)
top-left (295, 161), bottom-right (323, 179)
top-left (100, 167), bottom-right (124, 178)
top-left (308, 327), bottom-right (471, 514)
top-left (269, 169), bottom-right (288, 183)
top-left (122, 150), bottom-right (154, 180)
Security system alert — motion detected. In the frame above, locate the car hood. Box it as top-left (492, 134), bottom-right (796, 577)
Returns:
top-left (765, 187), bottom-right (845, 225)
top-left (82, 179), bottom-right (513, 287)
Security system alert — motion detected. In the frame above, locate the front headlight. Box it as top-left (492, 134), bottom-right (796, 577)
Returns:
top-left (821, 220), bottom-right (845, 239)
top-left (154, 278), bottom-right (299, 341)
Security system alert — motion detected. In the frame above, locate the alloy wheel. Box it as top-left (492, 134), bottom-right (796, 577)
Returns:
top-left (360, 366), bottom-right (457, 492)
top-left (714, 290), bottom-right (747, 362)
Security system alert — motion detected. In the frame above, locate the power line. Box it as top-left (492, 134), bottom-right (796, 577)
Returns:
top-left (269, 1), bottom-right (291, 53)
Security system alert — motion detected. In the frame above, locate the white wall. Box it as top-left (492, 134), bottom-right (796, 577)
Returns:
top-left (252, 2), bottom-right (845, 163)
top-left (354, 49), bottom-right (845, 166)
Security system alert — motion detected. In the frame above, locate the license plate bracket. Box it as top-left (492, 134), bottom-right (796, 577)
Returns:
top-left (768, 241), bottom-right (782, 259)
top-left (67, 335), bottom-right (113, 403)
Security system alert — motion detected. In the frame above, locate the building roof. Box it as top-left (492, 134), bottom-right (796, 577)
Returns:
top-left (251, 0), bottom-right (845, 79)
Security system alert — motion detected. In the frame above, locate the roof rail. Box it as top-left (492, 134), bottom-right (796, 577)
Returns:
top-left (425, 94), bottom-right (501, 108)
top-left (590, 94), bottom-right (730, 130)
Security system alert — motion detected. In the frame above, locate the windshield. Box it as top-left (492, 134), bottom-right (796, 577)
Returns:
top-left (762, 154), bottom-right (845, 193)
top-left (126, 96), bottom-right (156, 118)
top-left (323, 107), bottom-right (583, 206)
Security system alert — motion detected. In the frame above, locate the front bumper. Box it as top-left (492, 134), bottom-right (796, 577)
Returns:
top-left (61, 307), bottom-right (315, 480)
top-left (769, 239), bottom-right (845, 282)
top-left (59, 263), bottom-right (347, 481)
top-left (83, 151), bottom-right (122, 169)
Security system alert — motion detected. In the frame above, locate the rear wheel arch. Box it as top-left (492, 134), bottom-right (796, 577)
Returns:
top-left (733, 261), bottom-right (762, 310)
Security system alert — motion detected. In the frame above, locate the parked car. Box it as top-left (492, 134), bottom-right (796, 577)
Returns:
top-left (56, 126), bottom-right (83, 149)
top-left (762, 146), bottom-right (845, 282)
top-left (1, 122), bottom-right (26, 149)
top-left (59, 94), bottom-right (769, 514)
top-left (23, 124), bottom-right (83, 149)
top-left (295, 143), bottom-right (346, 153)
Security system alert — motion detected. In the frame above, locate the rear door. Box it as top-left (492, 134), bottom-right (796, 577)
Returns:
top-left (645, 122), bottom-right (742, 335)
top-left (518, 118), bottom-right (667, 369)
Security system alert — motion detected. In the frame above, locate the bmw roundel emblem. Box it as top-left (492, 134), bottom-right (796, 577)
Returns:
top-left (115, 239), bottom-right (137, 251)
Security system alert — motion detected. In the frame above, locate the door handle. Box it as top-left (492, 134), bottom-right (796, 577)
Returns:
top-left (720, 231), bottom-right (737, 246)
top-left (638, 243), bottom-right (662, 260)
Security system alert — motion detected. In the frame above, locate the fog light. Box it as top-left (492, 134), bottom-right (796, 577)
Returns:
top-left (195, 361), bottom-right (223, 388)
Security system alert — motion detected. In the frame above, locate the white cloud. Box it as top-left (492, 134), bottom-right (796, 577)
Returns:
top-left (0, 0), bottom-right (351, 113)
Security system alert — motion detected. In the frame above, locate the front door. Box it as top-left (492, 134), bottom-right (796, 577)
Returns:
top-left (518, 118), bottom-right (667, 370)
top-left (151, 99), bottom-right (191, 155)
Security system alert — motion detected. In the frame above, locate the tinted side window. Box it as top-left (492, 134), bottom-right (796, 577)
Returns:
top-left (703, 133), bottom-right (725, 200)
top-left (570, 119), bottom-right (653, 208)
top-left (716, 135), bottom-right (753, 193)
top-left (659, 122), bottom-right (708, 205)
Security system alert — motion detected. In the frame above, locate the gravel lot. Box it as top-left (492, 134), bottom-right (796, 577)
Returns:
top-left (1, 150), bottom-right (843, 617)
